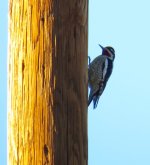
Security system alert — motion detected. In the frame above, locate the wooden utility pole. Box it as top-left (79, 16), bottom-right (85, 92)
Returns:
top-left (8, 0), bottom-right (88, 165)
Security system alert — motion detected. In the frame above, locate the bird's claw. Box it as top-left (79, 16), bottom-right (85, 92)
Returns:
top-left (88, 56), bottom-right (91, 65)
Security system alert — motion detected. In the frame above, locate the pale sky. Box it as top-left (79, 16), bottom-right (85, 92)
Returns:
top-left (88, 0), bottom-right (150, 165)
top-left (0, 1), bottom-right (7, 164)
top-left (1, 0), bottom-right (150, 164)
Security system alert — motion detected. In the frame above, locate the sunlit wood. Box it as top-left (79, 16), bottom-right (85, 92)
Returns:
top-left (8, 0), bottom-right (88, 164)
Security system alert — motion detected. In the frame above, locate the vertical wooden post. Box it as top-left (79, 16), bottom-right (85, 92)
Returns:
top-left (8, 0), bottom-right (88, 165)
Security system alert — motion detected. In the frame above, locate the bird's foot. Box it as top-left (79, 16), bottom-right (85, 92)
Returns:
top-left (88, 56), bottom-right (91, 65)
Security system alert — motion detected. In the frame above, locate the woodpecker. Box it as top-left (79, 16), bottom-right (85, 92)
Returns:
top-left (88, 44), bottom-right (115, 109)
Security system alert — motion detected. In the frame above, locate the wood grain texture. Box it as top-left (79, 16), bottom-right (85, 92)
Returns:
top-left (8, 0), bottom-right (88, 164)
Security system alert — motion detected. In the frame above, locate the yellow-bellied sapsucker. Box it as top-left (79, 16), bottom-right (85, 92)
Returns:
top-left (88, 44), bottom-right (115, 109)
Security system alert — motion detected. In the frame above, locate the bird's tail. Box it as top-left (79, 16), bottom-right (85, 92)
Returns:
top-left (88, 85), bottom-right (105, 109)
top-left (88, 94), bottom-right (100, 109)
top-left (88, 87), bottom-right (98, 108)
top-left (88, 94), bottom-right (93, 107)
top-left (93, 95), bottom-right (100, 109)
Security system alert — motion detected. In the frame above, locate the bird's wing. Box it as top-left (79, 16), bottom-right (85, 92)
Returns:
top-left (88, 55), bottom-right (106, 87)
top-left (88, 55), bottom-right (107, 108)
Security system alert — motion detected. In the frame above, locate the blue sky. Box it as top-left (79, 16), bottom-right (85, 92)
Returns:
top-left (1, 0), bottom-right (150, 164)
top-left (88, 0), bottom-right (150, 165)
top-left (0, 1), bottom-right (8, 165)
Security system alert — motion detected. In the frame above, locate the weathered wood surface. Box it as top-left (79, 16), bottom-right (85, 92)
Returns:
top-left (8, 0), bottom-right (88, 164)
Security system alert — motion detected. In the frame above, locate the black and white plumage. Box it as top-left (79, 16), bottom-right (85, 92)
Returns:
top-left (88, 44), bottom-right (115, 109)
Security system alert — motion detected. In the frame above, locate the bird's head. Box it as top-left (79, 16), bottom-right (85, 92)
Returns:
top-left (99, 44), bottom-right (115, 61)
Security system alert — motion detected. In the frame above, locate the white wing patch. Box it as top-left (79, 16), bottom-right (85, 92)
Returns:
top-left (103, 58), bottom-right (108, 79)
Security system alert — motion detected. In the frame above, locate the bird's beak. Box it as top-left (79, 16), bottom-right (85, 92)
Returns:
top-left (99, 44), bottom-right (104, 50)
